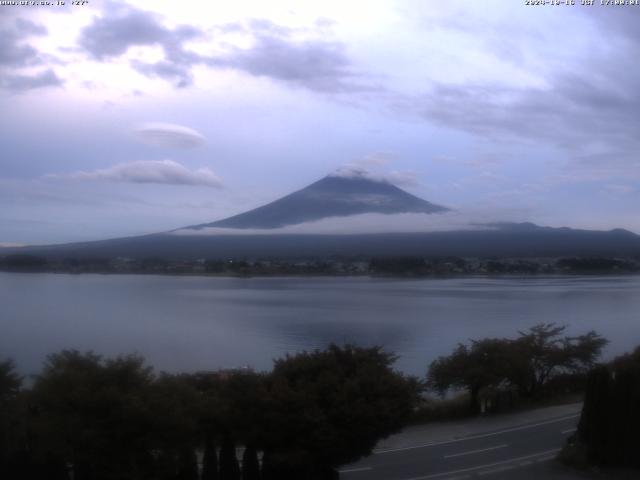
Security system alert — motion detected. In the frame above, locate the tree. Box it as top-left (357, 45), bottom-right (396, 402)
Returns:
top-left (219, 435), bottom-right (240, 480)
top-left (427, 324), bottom-right (608, 413)
top-left (427, 339), bottom-right (513, 413)
top-left (574, 346), bottom-right (640, 468)
top-left (201, 434), bottom-right (219, 480)
top-left (260, 344), bottom-right (420, 479)
top-left (242, 445), bottom-right (260, 480)
top-left (576, 365), bottom-right (612, 465)
top-left (192, 369), bottom-right (267, 480)
top-left (2, 346), bottom-right (422, 479)
top-left (369, 257), bottom-right (428, 275)
top-left (0, 359), bottom-right (24, 478)
top-left (176, 447), bottom-right (198, 480)
top-left (3, 254), bottom-right (47, 270)
top-left (511, 324), bottom-right (607, 397)
top-left (147, 373), bottom-right (203, 480)
top-left (0, 359), bottom-right (21, 400)
top-left (31, 350), bottom-right (157, 480)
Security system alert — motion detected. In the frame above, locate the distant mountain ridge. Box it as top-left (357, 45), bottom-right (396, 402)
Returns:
top-left (188, 174), bottom-right (448, 230)
top-left (3, 225), bottom-right (639, 261)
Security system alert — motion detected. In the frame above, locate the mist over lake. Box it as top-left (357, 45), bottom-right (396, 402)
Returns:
top-left (2, 272), bottom-right (639, 376)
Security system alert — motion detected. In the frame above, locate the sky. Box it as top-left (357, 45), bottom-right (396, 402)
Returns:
top-left (1, 0), bottom-right (639, 245)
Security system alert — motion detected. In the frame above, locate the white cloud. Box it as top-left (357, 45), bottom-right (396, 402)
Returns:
top-left (46, 160), bottom-right (222, 188)
top-left (132, 122), bottom-right (206, 148)
top-left (330, 165), bottom-right (419, 187)
top-left (352, 152), bottom-right (394, 167)
top-left (171, 211), bottom-right (494, 236)
top-left (384, 170), bottom-right (420, 187)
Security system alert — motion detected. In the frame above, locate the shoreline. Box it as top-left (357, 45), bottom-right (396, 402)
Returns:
top-left (1, 268), bottom-right (640, 279)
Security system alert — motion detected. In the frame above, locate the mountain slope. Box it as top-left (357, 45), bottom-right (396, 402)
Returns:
top-left (188, 174), bottom-right (448, 230)
top-left (2, 223), bottom-right (640, 261)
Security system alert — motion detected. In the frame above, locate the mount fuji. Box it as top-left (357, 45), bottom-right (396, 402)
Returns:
top-left (187, 172), bottom-right (448, 230)
top-left (2, 172), bottom-right (640, 260)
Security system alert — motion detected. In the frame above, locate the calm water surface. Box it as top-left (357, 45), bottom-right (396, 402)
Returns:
top-left (1, 272), bottom-right (639, 375)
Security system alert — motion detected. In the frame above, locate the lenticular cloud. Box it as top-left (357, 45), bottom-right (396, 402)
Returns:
top-left (133, 122), bottom-right (206, 148)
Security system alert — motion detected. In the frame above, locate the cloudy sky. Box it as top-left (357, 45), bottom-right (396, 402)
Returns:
top-left (1, 0), bottom-right (639, 245)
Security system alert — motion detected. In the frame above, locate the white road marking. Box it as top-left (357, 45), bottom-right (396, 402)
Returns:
top-left (561, 428), bottom-right (577, 434)
top-left (375, 414), bottom-right (579, 454)
top-left (534, 455), bottom-right (557, 463)
top-left (338, 466), bottom-right (372, 474)
top-left (444, 444), bottom-right (508, 459)
top-left (478, 465), bottom-right (515, 476)
top-left (401, 448), bottom-right (561, 480)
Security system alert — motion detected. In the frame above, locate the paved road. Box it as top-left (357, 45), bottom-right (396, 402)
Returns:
top-left (340, 406), bottom-right (581, 480)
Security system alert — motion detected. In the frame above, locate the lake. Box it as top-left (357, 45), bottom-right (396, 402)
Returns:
top-left (1, 272), bottom-right (639, 376)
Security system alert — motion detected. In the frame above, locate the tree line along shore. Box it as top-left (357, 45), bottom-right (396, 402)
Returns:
top-left (1, 323), bottom-right (638, 479)
top-left (1, 254), bottom-right (639, 276)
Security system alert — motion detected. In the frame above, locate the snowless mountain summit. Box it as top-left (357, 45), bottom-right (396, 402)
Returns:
top-left (188, 171), bottom-right (449, 230)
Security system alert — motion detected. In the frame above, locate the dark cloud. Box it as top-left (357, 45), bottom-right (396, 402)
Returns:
top-left (80, 8), bottom-right (188, 59)
top-left (584, 7), bottom-right (640, 42)
top-left (131, 59), bottom-right (193, 88)
top-left (409, 11), bottom-right (640, 180)
top-left (415, 80), bottom-right (640, 176)
top-left (0, 38), bottom-right (39, 68)
top-left (213, 22), bottom-right (245, 34)
top-left (178, 18), bottom-right (373, 94)
top-left (80, 6), bottom-right (365, 94)
top-left (0, 18), bottom-right (47, 68)
top-left (215, 33), bottom-right (360, 93)
top-left (0, 18), bottom-right (60, 92)
top-left (79, 5), bottom-right (203, 87)
top-left (246, 18), bottom-right (294, 36)
top-left (0, 69), bottom-right (63, 92)
top-left (205, 18), bottom-right (371, 93)
top-left (14, 18), bottom-right (47, 36)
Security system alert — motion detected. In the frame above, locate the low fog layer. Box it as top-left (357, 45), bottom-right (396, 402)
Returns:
top-left (171, 211), bottom-right (498, 236)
